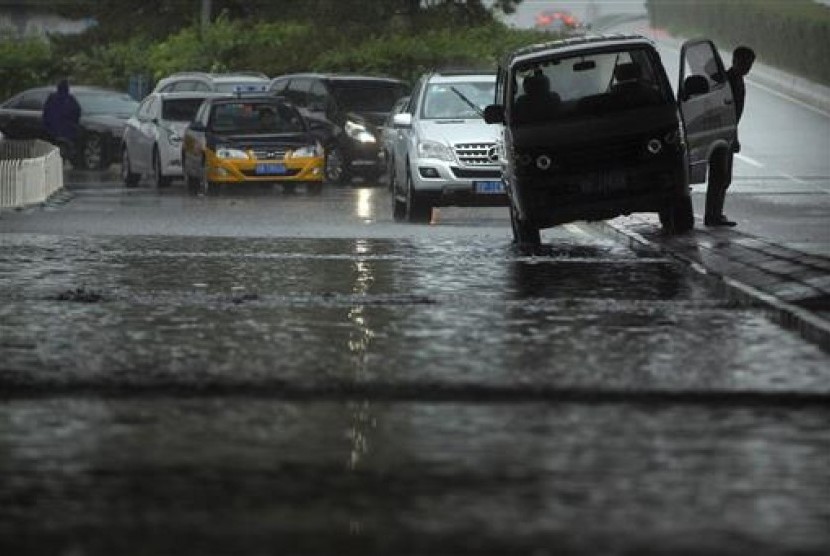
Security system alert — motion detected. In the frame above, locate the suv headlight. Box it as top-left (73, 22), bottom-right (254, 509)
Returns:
top-left (417, 139), bottom-right (454, 162)
top-left (345, 120), bottom-right (376, 144)
top-left (287, 142), bottom-right (323, 158)
top-left (215, 147), bottom-right (249, 160)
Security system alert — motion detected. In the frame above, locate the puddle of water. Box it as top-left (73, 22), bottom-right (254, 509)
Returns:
top-left (0, 399), bottom-right (827, 555)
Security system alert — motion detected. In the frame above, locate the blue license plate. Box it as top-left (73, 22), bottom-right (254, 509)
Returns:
top-left (256, 163), bottom-right (287, 175)
top-left (473, 180), bottom-right (505, 194)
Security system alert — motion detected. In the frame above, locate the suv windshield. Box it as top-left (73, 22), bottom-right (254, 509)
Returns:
top-left (422, 81), bottom-right (495, 120)
top-left (210, 102), bottom-right (305, 134)
top-left (329, 82), bottom-right (408, 113)
top-left (162, 98), bottom-right (208, 122)
top-left (511, 48), bottom-right (671, 125)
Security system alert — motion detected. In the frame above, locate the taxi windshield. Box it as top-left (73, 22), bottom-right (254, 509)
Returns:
top-left (210, 102), bottom-right (305, 133)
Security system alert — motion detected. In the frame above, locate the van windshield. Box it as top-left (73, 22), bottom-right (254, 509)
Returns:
top-left (511, 48), bottom-right (671, 125)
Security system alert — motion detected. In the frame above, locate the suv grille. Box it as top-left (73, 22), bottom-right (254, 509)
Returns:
top-left (453, 143), bottom-right (498, 166)
top-left (251, 149), bottom-right (288, 161)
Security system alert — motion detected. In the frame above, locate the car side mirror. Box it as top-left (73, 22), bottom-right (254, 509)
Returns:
top-left (484, 104), bottom-right (504, 124)
top-left (681, 75), bottom-right (709, 101)
top-left (393, 113), bottom-right (412, 128)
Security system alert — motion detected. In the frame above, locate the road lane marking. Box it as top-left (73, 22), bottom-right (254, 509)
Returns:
top-left (746, 79), bottom-right (830, 119)
top-left (735, 154), bottom-right (763, 168)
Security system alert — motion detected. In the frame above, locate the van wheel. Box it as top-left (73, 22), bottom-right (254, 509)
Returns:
top-left (510, 204), bottom-right (540, 245)
top-left (659, 195), bottom-right (694, 234)
top-left (405, 169), bottom-right (431, 223)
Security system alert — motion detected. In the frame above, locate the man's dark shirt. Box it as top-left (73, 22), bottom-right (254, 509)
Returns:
top-left (726, 67), bottom-right (746, 122)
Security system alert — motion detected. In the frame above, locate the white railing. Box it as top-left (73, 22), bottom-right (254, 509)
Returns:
top-left (0, 139), bottom-right (64, 209)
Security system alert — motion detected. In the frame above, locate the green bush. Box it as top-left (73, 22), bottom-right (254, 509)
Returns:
top-left (0, 37), bottom-right (54, 98)
top-left (646, 0), bottom-right (830, 85)
top-left (1, 17), bottom-right (556, 98)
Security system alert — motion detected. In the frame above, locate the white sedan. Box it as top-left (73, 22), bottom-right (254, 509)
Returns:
top-left (121, 91), bottom-right (227, 188)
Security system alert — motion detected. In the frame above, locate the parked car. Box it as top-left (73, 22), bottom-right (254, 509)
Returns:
top-left (153, 71), bottom-right (270, 94)
top-left (121, 91), bottom-right (228, 188)
top-left (0, 85), bottom-right (139, 169)
top-left (485, 34), bottom-right (737, 244)
top-left (181, 95), bottom-right (324, 195)
top-left (390, 69), bottom-right (506, 223)
top-left (269, 73), bottom-right (409, 184)
top-left (380, 95), bottom-right (410, 187)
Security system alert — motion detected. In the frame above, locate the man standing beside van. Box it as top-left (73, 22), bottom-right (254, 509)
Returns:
top-left (705, 45), bottom-right (755, 227)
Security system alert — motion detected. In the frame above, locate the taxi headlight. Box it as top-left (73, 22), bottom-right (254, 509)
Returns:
top-left (345, 120), bottom-right (376, 144)
top-left (417, 139), bottom-right (454, 162)
top-left (288, 142), bottom-right (323, 158)
top-left (215, 147), bottom-right (249, 160)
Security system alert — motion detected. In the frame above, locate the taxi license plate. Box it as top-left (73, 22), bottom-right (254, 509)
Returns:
top-left (473, 180), bottom-right (504, 194)
top-left (256, 163), bottom-right (287, 175)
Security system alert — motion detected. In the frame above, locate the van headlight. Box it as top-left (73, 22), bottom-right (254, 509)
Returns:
top-left (287, 142), bottom-right (323, 158)
top-left (215, 147), bottom-right (249, 159)
top-left (417, 139), bottom-right (454, 162)
top-left (345, 120), bottom-right (376, 144)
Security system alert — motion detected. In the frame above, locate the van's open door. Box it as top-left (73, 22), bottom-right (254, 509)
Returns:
top-left (678, 39), bottom-right (737, 184)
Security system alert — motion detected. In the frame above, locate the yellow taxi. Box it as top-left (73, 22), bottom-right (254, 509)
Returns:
top-left (182, 95), bottom-right (324, 194)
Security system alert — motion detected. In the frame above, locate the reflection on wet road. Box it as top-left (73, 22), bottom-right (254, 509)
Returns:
top-left (1, 177), bottom-right (828, 555)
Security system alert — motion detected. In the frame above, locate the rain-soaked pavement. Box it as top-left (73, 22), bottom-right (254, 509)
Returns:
top-left (1, 171), bottom-right (829, 555)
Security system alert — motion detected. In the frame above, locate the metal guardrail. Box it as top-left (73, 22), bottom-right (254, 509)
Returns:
top-left (0, 140), bottom-right (64, 209)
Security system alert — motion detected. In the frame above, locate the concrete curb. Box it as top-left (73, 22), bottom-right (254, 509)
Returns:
top-left (600, 219), bottom-right (830, 353)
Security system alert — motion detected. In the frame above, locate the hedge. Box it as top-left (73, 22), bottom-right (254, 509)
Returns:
top-left (646, 0), bottom-right (830, 85)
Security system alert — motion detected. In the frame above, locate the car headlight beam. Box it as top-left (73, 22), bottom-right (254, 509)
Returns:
top-left (215, 147), bottom-right (249, 160)
top-left (345, 120), bottom-right (376, 144)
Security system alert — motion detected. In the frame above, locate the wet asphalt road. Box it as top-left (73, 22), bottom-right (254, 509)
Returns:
top-left (1, 170), bottom-right (829, 555)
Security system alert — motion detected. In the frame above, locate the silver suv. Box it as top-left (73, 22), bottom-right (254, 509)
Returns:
top-left (153, 71), bottom-right (270, 94)
top-left (390, 70), bottom-right (506, 223)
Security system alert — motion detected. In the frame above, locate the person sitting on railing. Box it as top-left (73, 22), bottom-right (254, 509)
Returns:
top-left (42, 79), bottom-right (81, 161)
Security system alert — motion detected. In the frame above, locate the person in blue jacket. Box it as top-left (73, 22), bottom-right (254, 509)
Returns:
top-left (42, 79), bottom-right (81, 160)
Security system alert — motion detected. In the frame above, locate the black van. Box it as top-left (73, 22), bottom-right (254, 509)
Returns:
top-left (269, 73), bottom-right (409, 184)
top-left (485, 34), bottom-right (737, 244)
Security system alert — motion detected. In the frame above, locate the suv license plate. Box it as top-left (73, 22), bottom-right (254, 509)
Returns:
top-left (473, 180), bottom-right (504, 194)
top-left (256, 163), bottom-right (287, 175)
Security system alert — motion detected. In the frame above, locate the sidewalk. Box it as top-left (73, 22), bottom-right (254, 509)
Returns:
top-left (603, 213), bottom-right (830, 352)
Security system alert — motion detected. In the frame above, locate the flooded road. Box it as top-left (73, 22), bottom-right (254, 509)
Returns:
top-left (1, 173), bottom-right (828, 555)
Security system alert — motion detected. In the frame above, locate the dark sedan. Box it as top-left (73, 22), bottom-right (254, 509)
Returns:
top-left (0, 85), bottom-right (139, 169)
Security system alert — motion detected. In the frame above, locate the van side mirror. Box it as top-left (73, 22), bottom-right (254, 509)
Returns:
top-left (681, 75), bottom-right (709, 100)
top-left (393, 113), bottom-right (412, 128)
top-left (484, 104), bottom-right (504, 124)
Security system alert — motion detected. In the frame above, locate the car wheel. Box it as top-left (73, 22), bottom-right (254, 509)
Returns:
top-left (405, 168), bottom-right (431, 223)
top-left (79, 133), bottom-right (105, 170)
top-left (659, 194), bottom-right (694, 234)
top-left (121, 147), bottom-right (140, 188)
top-left (510, 203), bottom-right (540, 245)
top-left (200, 159), bottom-right (216, 196)
top-left (152, 147), bottom-right (172, 189)
top-left (324, 145), bottom-right (351, 185)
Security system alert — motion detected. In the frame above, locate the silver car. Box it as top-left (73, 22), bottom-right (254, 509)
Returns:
top-left (121, 91), bottom-right (227, 188)
top-left (390, 70), bottom-right (506, 223)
